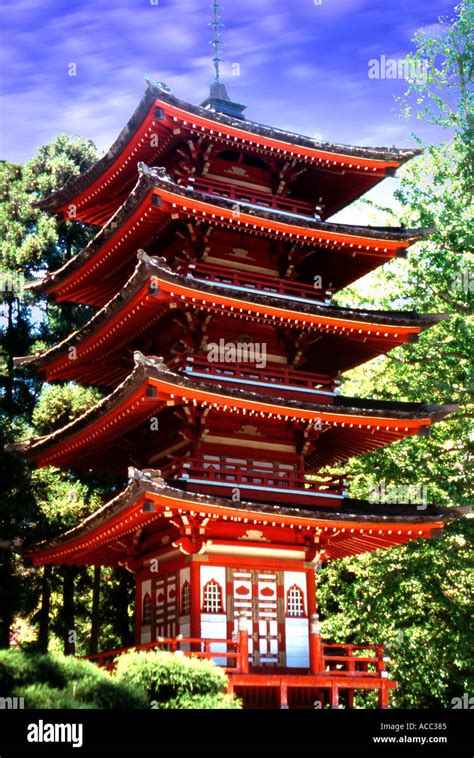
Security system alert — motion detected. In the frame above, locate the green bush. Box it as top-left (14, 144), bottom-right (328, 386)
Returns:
top-left (0, 649), bottom-right (242, 709)
top-left (162, 693), bottom-right (241, 710)
top-left (114, 650), bottom-right (241, 709)
top-left (0, 650), bottom-right (147, 709)
top-left (13, 683), bottom-right (89, 709)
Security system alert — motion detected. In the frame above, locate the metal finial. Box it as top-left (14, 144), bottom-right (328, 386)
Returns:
top-left (209, 1), bottom-right (224, 84)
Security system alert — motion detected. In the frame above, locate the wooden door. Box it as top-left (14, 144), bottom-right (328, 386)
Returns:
top-left (227, 568), bottom-right (285, 667)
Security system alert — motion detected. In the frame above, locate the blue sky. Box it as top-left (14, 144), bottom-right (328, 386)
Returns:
top-left (0, 0), bottom-right (456, 219)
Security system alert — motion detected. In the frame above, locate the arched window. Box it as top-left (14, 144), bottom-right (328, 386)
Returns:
top-left (142, 592), bottom-right (152, 625)
top-left (202, 579), bottom-right (223, 613)
top-left (181, 580), bottom-right (191, 616)
top-left (286, 585), bottom-right (305, 617)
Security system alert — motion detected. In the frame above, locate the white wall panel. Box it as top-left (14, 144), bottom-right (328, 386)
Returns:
top-left (285, 618), bottom-right (309, 667)
top-left (201, 615), bottom-right (227, 664)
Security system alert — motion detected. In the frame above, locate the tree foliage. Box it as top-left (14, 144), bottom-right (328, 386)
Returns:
top-left (0, 135), bottom-right (105, 654)
top-left (319, 0), bottom-right (473, 707)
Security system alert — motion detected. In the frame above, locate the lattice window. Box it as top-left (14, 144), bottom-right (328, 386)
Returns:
top-left (142, 592), bottom-right (152, 625)
top-left (181, 581), bottom-right (191, 616)
top-left (286, 584), bottom-right (305, 617)
top-left (203, 579), bottom-right (223, 613)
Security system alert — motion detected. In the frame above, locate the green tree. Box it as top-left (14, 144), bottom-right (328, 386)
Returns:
top-left (0, 136), bottom-right (100, 651)
top-left (319, 0), bottom-right (473, 707)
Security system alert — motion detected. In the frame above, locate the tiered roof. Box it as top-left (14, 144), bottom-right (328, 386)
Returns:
top-left (23, 468), bottom-right (464, 567)
top-left (35, 78), bottom-right (422, 225)
top-left (18, 253), bottom-right (446, 386)
top-left (29, 166), bottom-right (432, 307)
top-left (9, 354), bottom-right (455, 473)
top-left (13, 78), bottom-right (461, 564)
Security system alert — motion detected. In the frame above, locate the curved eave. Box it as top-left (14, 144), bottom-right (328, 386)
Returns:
top-left (26, 170), bottom-right (433, 306)
top-left (23, 471), bottom-right (465, 566)
top-left (34, 80), bottom-right (422, 219)
top-left (16, 253), bottom-right (447, 384)
top-left (6, 355), bottom-right (457, 470)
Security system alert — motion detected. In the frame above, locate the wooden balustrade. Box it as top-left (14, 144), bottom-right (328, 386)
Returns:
top-left (308, 615), bottom-right (387, 677)
top-left (85, 624), bottom-right (386, 684)
top-left (321, 642), bottom-right (386, 677)
top-left (190, 176), bottom-right (319, 218)
top-left (177, 354), bottom-right (338, 393)
top-left (85, 635), bottom-right (243, 672)
top-left (180, 260), bottom-right (332, 302)
top-left (163, 456), bottom-right (345, 497)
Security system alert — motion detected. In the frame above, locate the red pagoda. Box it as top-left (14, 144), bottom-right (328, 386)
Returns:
top-left (10, 30), bottom-right (463, 708)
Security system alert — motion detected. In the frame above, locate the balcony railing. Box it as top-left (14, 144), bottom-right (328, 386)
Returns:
top-left (85, 625), bottom-right (388, 681)
top-left (172, 354), bottom-right (339, 397)
top-left (179, 260), bottom-right (333, 304)
top-left (189, 175), bottom-right (322, 218)
top-left (162, 457), bottom-right (346, 501)
top-left (321, 643), bottom-right (387, 676)
top-left (86, 635), bottom-right (244, 672)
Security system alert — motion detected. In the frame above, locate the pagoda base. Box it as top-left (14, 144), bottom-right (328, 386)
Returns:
top-left (228, 671), bottom-right (395, 709)
top-left (86, 631), bottom-right (396, 709)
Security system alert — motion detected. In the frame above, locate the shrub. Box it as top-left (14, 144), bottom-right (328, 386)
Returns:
top-left (114, 650), bottom-right (241, 709)
top-left (161, 692), bottom-right (241, 709)
top-left (13, 683), bottom-right (89, 709)
top-left (0, 650), bottom-right (147, 709)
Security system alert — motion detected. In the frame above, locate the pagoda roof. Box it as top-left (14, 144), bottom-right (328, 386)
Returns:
top-left (8, 354), bottom-right (456, 472)
top-left (34, 78), bottom-right (423, 225)
top-left (17, 252), bottom-right (447, 386)
top-left (23, 468), bottom-right (465, 567)
top-left (28, 168), bottom-right (432, 307)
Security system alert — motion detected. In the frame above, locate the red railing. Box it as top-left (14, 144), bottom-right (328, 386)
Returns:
top-left (179, 260), bottom-right (333, 302)
top-left (162, 456), bottom-right (346, 497)
top-left (86, 626), bottom-right (387, 681)
top-left (321, 643), bottom-right (386, 677)
top-left (86, 636), bottom-right (244, 672)
top-left (308, 622), bottom-right (387, 678)
top-left (174, 354), bottom-right (338, 394)
top-left (190, 175), bottom-right (321, 218)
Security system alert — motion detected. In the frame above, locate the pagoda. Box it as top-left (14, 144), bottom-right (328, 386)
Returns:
top-left (9, 11), bottom-right (464, 709)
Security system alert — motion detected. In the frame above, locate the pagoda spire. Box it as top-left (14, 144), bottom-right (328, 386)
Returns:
top-left (200, 1), bottom-right (247, 118)
top-left (210, 0), bottom-right (223, 85)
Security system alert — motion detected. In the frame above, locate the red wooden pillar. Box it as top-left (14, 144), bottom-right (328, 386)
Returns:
top-left (280, 681), bottom-right (289, 709)
top-left (238, 609), bottom-right (249, 674)
top-left (378, 680), bottom-right (389, 708)
top-left (330, 684), bottom-right (339, 709)
top-left (309, 612), bottom-right (323, 674)
top-left (306, 567), bottom-right (317, 619)
top-left (347, 689), bottom-right (354, 708)
top-left (190, 559), bottom-right (201, 650)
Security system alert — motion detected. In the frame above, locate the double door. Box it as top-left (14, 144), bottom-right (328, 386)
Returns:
top-left (228, 568), bottom-right (285, 667)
